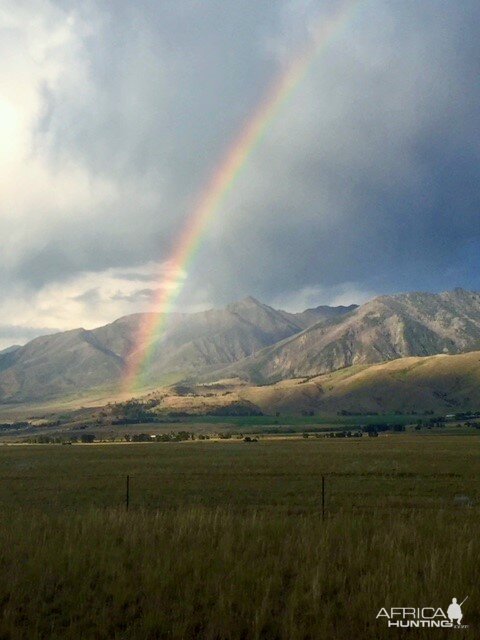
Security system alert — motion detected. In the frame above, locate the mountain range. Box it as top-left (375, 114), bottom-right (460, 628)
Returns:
top-left (0, 297), bottom-right (354, 402)
top-left (211, 288), bottom-right (480, 383)
top-left (2, 287), bottom-right (480, 405)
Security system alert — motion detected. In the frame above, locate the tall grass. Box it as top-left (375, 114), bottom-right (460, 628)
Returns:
top-left (0, 507), bottom-right (477, 639)
top-left (0, 437), bottom-right (478, 638)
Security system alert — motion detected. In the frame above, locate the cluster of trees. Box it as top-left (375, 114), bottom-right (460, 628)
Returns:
top-left (362, 423), bottom-right (405, 434)
top-left (122, 431), bottom-right (259, 442)
top-left (124, 431), bottom-right (194, 442)
top-left (414, 413), bottom-right (480, 430)
top-left (79, 433), bottom-right (96, 443)
top-left (337, 410), bottom-right (406, 417)
top-left (169, 384), bottom-right (196, 396)
top-left (414, 417), bottom-right (446, 429)
top-left (23, 433), bottom-right (95, 444)
top-left (465, 422), bottom-right (480, 429)
top-left (316, 424), bottom-right (406, 439)
top-left (25, 430), bottom-right (207, 444)
top-left (337, 409), bottom-right (435, 417)
top-left (0, 422), bottom-right (30, 431)
top-left (446, 412), bottom-right (480, 421)
top-left (323, 431), bottom-right (363, 439)
top-left (337, 410), bottom-right (378, 416)
top-left (109, 399), bottom-right (163, 424)
top-left (23, 435), bottom-right (63, 444)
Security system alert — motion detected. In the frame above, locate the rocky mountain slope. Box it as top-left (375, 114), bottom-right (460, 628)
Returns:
top-left (0, 297), bottom-right (351, 402)
top-left (206, 289), bottom-right (480, 383)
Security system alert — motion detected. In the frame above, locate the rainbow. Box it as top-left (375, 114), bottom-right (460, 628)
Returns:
top-left (123, 0), bottom-right (358, 394)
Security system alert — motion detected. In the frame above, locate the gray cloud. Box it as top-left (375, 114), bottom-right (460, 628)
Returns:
top-left (0, 325), bottom-right (57, 350)
top-left (110, 288), bottom-right (158, 303)
top-left (1, 0), bottom-right (479, 341)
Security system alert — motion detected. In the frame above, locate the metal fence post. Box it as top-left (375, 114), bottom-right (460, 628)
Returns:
top-left (322, 474), bottom-right (325, 520)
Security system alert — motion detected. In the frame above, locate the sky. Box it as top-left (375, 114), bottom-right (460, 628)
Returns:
top-left (0, 0), bottom-right (479, 349)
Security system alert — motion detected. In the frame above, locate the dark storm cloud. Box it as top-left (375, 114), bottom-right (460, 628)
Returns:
top-left (2, 0), bottom-right (480, 325)
top-left (177, 0), bottom-right (480, 306)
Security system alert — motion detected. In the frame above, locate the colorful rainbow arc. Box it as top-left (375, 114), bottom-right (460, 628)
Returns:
top-left (122, 0), bottom-right (358, 394)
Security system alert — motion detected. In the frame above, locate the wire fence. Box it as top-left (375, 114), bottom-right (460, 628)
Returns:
top-left (0, 472), bottom-right (478, 515)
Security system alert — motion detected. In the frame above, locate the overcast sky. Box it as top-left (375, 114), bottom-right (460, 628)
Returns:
top-left (1, 0), bottom-right (479, 348)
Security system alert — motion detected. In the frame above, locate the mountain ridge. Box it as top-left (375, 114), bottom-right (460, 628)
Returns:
top-left (0, 297), bottom-right (353, 402)
top-left (3, 288), bottom-right (480, 405)
top-left (199, 288), bottom-right (480, 384)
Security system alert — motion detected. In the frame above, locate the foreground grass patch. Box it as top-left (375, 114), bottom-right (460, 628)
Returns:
top-left (0, 438), bottom-right (478, 638)
top-left (0, 507), bottom-right (478, 639)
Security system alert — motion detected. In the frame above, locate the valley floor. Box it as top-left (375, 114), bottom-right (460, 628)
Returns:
top-left (0, 436), bottom-right (478, 638)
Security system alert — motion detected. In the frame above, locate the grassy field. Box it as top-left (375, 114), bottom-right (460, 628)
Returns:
top-left (0, 436), bottom-right (478, 638)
